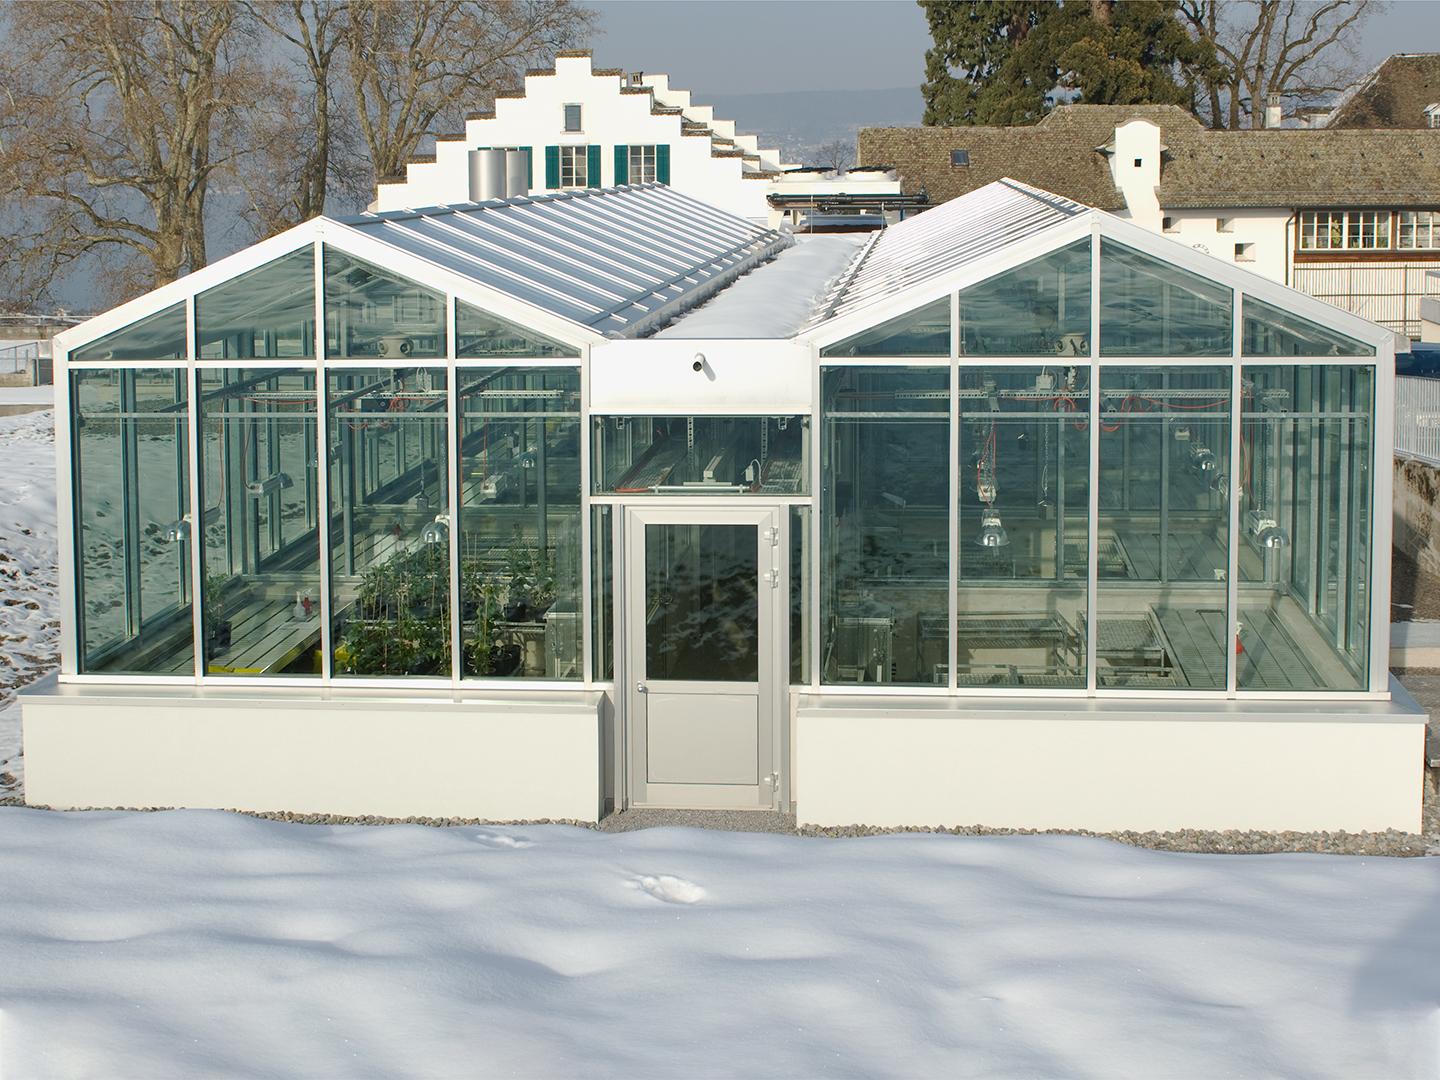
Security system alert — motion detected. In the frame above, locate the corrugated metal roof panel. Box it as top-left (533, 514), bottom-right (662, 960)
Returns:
top-left (339, 183), bottom-right (789, 337)
top-left (804, 179), bottom-right (1090, 331)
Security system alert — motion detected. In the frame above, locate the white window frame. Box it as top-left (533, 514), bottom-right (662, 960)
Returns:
top-left (559, 145), bottom-right (588, 189)
top-left (1298, 210), bottom-right (1393, 251)
top-left (628, 144), bottom-right (658, 184)
top-left (1398, 210), bottom-right (1439, 250)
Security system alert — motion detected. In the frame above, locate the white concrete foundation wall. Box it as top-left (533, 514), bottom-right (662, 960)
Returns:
top-left (794, 688), bottom-right (1426, 833)
top-left (22, 682), bottom-right (605, 822)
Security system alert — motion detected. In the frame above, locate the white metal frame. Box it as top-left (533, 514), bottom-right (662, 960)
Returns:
top-left (51, 185), bottom-right (1398, 709)
top-left (799, 201), bottom-right (1396, 703)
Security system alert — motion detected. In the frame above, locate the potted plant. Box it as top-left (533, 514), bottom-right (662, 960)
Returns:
top-left (202, 568), bottom-right (232, 660)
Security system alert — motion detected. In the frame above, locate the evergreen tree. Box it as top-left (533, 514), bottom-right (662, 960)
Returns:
top-left (920, 0), bottom-right (1218, 126)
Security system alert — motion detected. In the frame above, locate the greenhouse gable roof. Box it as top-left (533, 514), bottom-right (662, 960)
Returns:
top-left (804, 179), bottom-right (1090, 331)
top-left (339, 182), bottom-right (790, 337)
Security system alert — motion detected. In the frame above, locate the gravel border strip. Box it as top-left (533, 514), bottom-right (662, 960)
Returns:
top-left (1, 796), bottom-right (1429, 856)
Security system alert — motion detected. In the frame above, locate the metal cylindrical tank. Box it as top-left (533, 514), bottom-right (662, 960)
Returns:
top-left (505, 148), bottom-right (531, 198)
top-left (468, 148), bottom-right (507, 202)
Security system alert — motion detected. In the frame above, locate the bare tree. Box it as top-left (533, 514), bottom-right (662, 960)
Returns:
top-left (815, 138), bottom-right (856, 173)
top-left (237, 0), bottom-right (366, 236)
top-left (1181, 0), bottom-right (1376, 128)
top-left (344, 0), bottom-right (595, 184)
top-left (0, 1), bottom-right (257, 304)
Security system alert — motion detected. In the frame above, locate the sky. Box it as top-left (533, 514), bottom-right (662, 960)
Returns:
top-left (592, 0), bottom-right (1440, 97)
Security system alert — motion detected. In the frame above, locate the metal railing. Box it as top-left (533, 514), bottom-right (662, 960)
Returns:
top-left (1395, 374), bottom-right (1440, 466)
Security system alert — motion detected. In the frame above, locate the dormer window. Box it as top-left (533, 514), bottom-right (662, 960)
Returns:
top-left (1427, 103), bottom-right (1440, 129)
top-left (564, 104), bottom-right (582, 132)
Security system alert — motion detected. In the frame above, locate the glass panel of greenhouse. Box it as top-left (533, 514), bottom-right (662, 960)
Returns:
top-left (197, 369), bottom-right (322, 676)
top-left (957, 367), bottom-right (1089, 687)
top-left (72, 369), bottom-right (193, 674)
top-left (958, 241), bottom-right (1091, 357)
top-left (593, 415), bottom-right (807, 494)
top-left (197, 249), bottom-right (316, 359)
top-left (819, 296), bottom-right (950, 358)
top-left (458, 367), bottom-right (582, 679)
top-left (791, 504), bottom-right (810, 684)
top-left (456, 301), bottom-right (580, 359)
top-left (1241, 296), bottom-right (1375, 357)
top-left (325, 249), bottom-right (446, 361)
top-left (71, 303), bottom-right (186, 362)
top-left (591, 504), bottom-right (613, 681)
top-left (1238, 364), bottom-right (1373, 690)
top-left (821, 366), bottom-right (949, 685)
top-left (327, 368), bottom-right (452, 677)
top-left (1095, 367), bottom-right (1231, 689)
top-left (1100, 241), bottom-right (1232, 356)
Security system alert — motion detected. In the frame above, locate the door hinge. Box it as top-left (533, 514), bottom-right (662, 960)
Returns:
top-left (763, 526), bottom-right (779, 546)
top-left (762, 569), bottom-right (780, 589)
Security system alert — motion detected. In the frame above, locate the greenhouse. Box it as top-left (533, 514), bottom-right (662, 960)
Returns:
top-left (24, 179), bottom-right (1425, 832)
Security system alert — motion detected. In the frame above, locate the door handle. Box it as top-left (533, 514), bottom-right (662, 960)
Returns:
top-left (636, 682), bottom-right (647, 693)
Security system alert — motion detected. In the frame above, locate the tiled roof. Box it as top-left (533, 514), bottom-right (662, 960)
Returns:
top-left (1325, 53), bottom-right (1440, 129)
top-left (861, 103), bottom-right (1440, 210)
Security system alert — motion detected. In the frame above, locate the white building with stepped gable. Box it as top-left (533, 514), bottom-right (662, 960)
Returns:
top-left (372, 50), bottom-right (914, 230)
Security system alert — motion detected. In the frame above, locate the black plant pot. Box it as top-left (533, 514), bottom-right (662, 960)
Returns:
top-left (205, 620), bottom-right (232, 660)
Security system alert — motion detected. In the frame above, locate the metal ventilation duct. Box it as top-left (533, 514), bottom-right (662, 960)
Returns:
top-left (468, 148), bottom-right (508, 202)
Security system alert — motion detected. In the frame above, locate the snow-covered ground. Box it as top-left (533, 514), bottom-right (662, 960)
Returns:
top-left (0, 809), bottom-right (1437, 1077)
top-left (0, 384), bottom-right (55, 407)
top-left (0, 409), bottom-right (58, 793)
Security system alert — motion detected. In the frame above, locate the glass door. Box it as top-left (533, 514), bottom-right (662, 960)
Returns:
top-left (624, 506), bottom-right (780, 809)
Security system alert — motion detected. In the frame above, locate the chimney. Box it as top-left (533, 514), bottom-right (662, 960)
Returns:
top-left (504, 148), bottom-right (530, 198)
top-left (1264, 94), bottom-right (1283, 129)
top-left (468, 148), bottom-right (507, 201)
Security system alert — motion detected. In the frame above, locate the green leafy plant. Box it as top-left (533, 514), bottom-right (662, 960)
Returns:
top-left (335, 543), bottom-right (450, 676)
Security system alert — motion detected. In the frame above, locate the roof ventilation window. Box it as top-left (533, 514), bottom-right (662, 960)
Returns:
top-left (1241, 296), bottom-right (1373, 356)
top-left (1099, 240), bottom-right (1232, 357)
top-left (821, 296), bottom-right (951, 358)
top-left (456, 301), bottom-right (580, 359)
top-left (324, 248), bottom-right (446, 360)
top-left (950, 149), bottom-right (970, 167)
top-left (197, 248), bottom-right (316, 360)
top-left (73, 302), bottom-right (187, 362)
top-left (957, 239), bottom-right (1092, 357)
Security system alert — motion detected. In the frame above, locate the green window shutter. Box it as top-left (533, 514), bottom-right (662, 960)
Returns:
top-left (522, 146), bottom-right (533, 188)
top-left (614, 144), bottom-right (629, 185)
top-left (656, 143), bottom-right (671, 185)
top-left (587, 144), bottom-right (602, 188)
top-left (544, 145), bottom-right (559, 189)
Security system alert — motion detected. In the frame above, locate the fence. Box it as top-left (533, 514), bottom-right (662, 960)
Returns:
top-left (0, 341), bottom-right (39, 377)
top-left (1294, 263), bottom-right (1440, 339)
top-left (1394, 374), bottom-right (1440, 466)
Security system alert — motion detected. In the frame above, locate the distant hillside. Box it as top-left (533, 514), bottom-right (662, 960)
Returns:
top-left (703, 85), bottom-right (923, 164)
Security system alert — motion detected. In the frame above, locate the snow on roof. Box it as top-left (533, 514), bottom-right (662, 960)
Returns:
top-left (340, 183), bottom-right (789, 338)
top-left (805, 179), bottom-right (1090, 332)
top-left (655, 234), bottom-right (866, 339)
